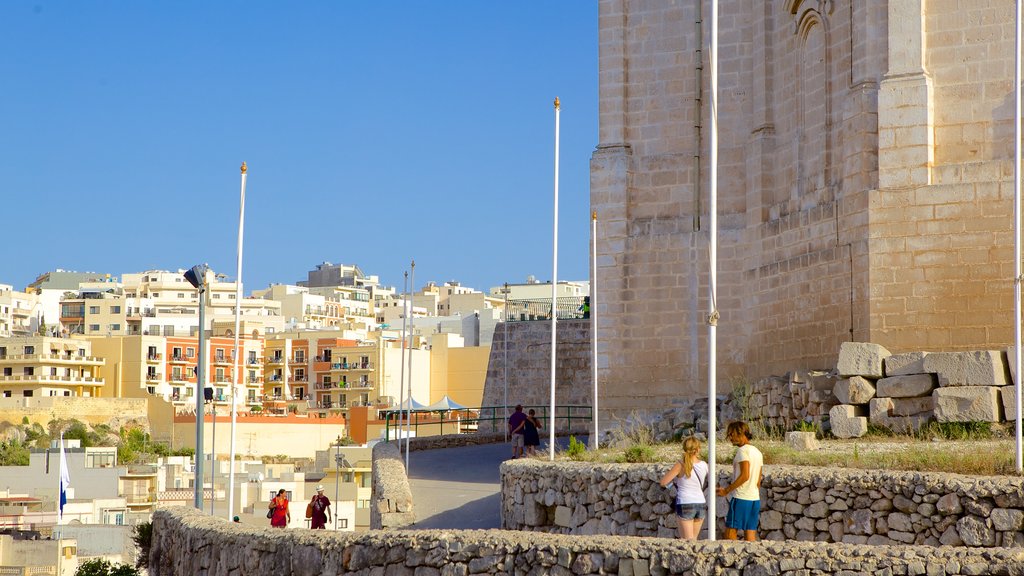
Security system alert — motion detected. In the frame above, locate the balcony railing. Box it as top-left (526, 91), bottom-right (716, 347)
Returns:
top-left (504, 296), bottom-right (588, 322)
top-left (0, 375), bottom-right (104, 384)
top-left (0, 353), bottom-right (103, 364)
top-left (147, 353), bottom-right (162, 361)
top-left (330, 362), bottom-right (373, 370)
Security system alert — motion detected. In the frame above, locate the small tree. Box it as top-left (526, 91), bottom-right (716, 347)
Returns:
top-left (75, 558), bottom-right (140, 576)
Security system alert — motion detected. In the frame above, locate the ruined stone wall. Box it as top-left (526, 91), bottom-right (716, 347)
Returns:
top-left (0, 396), bottom-right (148, 429)
top-left (369, 441), bottom-right (413, 530)
top-left (501, 459), bottom-right (1024, 548)
top-left (149, 506), bottom-right (1024, 575)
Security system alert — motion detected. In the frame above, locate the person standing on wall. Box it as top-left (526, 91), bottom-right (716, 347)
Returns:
top-left (716, 421), bottom-right (763, 541)
top-left (309, 484), bottom-right (332, 529)
top-left (269, 489), bottom-right (291, 529)
top-left (508, 404), bottom-right (528, 459)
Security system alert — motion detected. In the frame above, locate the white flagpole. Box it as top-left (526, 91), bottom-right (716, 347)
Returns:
top-left (228, 162), bottom-right (247, 520)
top-left (397, 271), bottom-right (409, 447)
top-left (405, 260), bottom-right (416, 469)
top-left (1015, 0), bottom-right (1022, 473)
top-left (707, 0), bottom-right (720, 540)
top-left (591, 212), bottom-right (599, 449)
top-left (550, 97), bottom-right (560, 461)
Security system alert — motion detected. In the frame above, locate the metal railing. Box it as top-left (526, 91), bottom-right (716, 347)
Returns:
top-left (504, 297), bottom-right (588, 322)
top-left (383, 404), bottom-right (592, 440)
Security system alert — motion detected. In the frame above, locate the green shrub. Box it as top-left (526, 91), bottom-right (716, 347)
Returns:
top-left (132, 522), bottom-right (152, 569)
top-left (75, 558), bottom-right (140, 576)
top-left (620, 444), bottom-right (655, 463)
top-left (566, 436), bottom-right (587, 460)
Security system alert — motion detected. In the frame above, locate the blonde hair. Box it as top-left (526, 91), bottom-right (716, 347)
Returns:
top-left (681, 436), bottom-right (702, 478)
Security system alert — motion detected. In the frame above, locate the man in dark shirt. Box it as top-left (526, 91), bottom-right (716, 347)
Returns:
top-left (508, 404), bottom-right (528, 459)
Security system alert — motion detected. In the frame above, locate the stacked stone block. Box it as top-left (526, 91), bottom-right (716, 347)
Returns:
top-left (830, 343), bottom-right (1013, 438)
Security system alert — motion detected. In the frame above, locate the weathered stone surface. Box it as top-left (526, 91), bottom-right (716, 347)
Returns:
top-left (885, 352), bottom-right (929, 376)
top-left (957, 515), bottom-right (996, 546)
top-left (785, 431), bottom-right (820, 451)
top-left (933, 387), bottom-right (1003, 423)
top-left (869, 397), bottom-right (894, 424)
top-left (837, 342), bottom-right (891, 378)
top-left (834, 376), bottom-right (876, 405)
top-left (876, 374), bottom-right (936, 398)
top-left (991, 508), bottom-right (1024, 531)
top-left (1001, 385), bottom-right (1017, 422)
top-left (891, 396), bottom-right (934, 416)
top-left (829, 404), bottom-right (867, 438)
top-left (922, 351), bottom-right (1011, 387)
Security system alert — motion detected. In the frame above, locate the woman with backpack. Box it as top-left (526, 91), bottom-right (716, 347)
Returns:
top-left (659, 436), bottom-right (708, 540)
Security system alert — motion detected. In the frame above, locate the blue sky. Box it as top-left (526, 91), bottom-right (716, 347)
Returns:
top-left (0, 2), bottom-right (597, 294)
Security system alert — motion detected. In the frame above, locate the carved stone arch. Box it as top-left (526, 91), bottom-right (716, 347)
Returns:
top-left (790, 1), bottom-right (834, 204)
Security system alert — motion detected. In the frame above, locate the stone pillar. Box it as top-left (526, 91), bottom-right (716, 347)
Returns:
top-left (878, 0), bottom-right (933, 188)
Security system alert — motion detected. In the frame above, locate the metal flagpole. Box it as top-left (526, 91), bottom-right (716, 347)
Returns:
top-left (591, 212), bottom-right (599, 449)
top-left (503, 282), bottom-right (510, 442)
top-left (707, 0), bottom-right (720, 540)
top-left (1015, 0), bottom-right (1023, 473)
top-left (405, 260), bottom-right (416, 469)
top-left (228, 162), bottom-right (247, 520)
top-left (549, 97), bottom-right (560, 461)
top-left (397, 271), bottom-right (408, 448)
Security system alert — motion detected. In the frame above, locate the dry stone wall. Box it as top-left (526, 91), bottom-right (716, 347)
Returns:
top-left (501, 460), bottom-right (1024, 549)
top-left (150, 506), bottom-right (1024, 575)
top-left (369, 441), bottom-right (413, 530)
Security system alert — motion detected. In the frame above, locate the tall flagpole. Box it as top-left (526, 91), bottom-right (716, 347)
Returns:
top-left (397, 271), bottom-right (408, 448)
top-left (405, 260), bottom-right (416, 469)
top-left (549, 97), bottom-right (560, 461)
top-left (1015, 0), bottom-right (1022, 473)
top-left (591, 212), bottom-right (599, 449)
top-left (707, 0), bottom-right (720, 540)
top-left (228, 162), bottom-right (247, 520)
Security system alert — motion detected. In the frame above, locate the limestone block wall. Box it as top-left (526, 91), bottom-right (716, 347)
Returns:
top-left (0, 396), bottom-right (148, 429)
top-left (480, 319), bottom-right (593, 428)
top-left (149, 506), bottom-right (1024, 575)
top-left (501, 460), bottom-right (1024, 548)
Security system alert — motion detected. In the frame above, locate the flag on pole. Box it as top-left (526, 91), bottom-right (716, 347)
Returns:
top-left (59, 434), bottom-right (70, 522)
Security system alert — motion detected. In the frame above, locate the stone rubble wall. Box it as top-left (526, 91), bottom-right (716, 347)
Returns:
top-left (369, 441), bottom-right (413, 530)
top-left (149, 506), bottom-right (1024, 575)
top-left (501, 460), bottom-right (1024, 548)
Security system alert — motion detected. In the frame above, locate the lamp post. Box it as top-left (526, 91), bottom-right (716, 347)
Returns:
top-left (334, 435), bottom-right (342, 531)
top-left (501, 282), bottom-right (510, 440)
top-left (184, 263), bottom-right (211, 510)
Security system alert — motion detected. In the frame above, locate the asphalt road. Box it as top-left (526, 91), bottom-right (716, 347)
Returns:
top-left (406, 436), bottom-right (584, 529)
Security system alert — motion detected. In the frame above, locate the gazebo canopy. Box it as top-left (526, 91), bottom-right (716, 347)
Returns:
top-left (424, 395), bottom-right (468, 411)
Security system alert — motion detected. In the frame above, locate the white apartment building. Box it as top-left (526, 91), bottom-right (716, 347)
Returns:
top-left (0, 284), bottom-right (42, 337)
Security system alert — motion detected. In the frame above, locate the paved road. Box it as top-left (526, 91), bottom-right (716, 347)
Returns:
top-left (407, 436), bottom-right (585, 529)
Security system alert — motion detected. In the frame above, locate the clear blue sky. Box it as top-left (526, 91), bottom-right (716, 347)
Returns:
top-left (1, 2), bottom-right (597, 294)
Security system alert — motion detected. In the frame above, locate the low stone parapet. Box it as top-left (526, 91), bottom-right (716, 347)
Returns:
top-left (501, 459), bottom-right (1024, 547)
top-left (149, 506), bottom-right (1024, 575)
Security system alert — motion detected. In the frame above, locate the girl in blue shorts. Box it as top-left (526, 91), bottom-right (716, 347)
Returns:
top-left (659, 436), bottom-right (708, 540)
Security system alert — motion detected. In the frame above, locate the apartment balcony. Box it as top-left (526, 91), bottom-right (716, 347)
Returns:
top-left (266, 356), bottom-right (285, 365)
top-left (212, 355), bottom-right (233, 366)
top-left (247, 358), bottom-right (263, 365)
top-left (247, 376), bottom-right (262, 384)
top-left (169, 375), bottom-right (190, 384)
top-left (146, 352), bottom-right (162, 363)
top-left (343, 381), bottom-right (374, 390)
top-left (0, 374), bottom-right (105, 386)
top-left (169, 355), bottom-right (189, 364)
top-left (330, 362), bottom-right (374, 371)
top-left (145, 373), bottom-right (162, 383)
top-left (291, 376), bottom-right (308, 383)
top-left (0, 353), bottom-right (104, 366)
top-left (212, 376), bottom-right (232, 384)
top-left (11, 307), bottom-right (32, 318)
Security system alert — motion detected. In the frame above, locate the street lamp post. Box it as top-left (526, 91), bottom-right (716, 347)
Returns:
top-left (184, 264), bottom-right (211, 510)
top-left (334, 435), bottom-right (342, 531)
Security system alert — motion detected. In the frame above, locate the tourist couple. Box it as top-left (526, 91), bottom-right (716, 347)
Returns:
top-left (659, 420), bottom-right (763, 541)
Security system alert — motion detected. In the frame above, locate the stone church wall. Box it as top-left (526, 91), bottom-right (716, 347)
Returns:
top-left (593, 0), bottom-right (1021, 417)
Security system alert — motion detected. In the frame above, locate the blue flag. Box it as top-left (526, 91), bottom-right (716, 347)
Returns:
top-left (59, 434), bottom-right (70, 521)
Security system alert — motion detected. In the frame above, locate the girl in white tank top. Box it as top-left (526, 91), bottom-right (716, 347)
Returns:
top-left (659, 436), bottom-right (708, 540)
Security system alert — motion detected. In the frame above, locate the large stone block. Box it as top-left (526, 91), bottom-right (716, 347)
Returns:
top-left (837, 342), bottom-right (891, 378)
top-left (785, 431), bottom-right (820, 451)
top-left (933, 387), bottom-right (1003, 423)
top-left (829, 404), bottom-right (867, 438)
top-left (922, 351), bottom-right (1011, 387)
top-left (1003, 385), bottom-right (1018, 422)
top-left (834, 376), bottom-right (876, 405)
top-left (876, 374), bottom-right (936, 398)
top-left (885, 352), bottom-right (928, 376)
top-left (891, 396), bottom-right (933, 417)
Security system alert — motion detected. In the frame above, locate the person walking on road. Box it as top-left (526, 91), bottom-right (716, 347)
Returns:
top-left (309, 484), bottom-right (332, 529)
top-left (269, 489), bottom-right (291, 528)
top-left (716, 421), bottom-right (763, 541)
top-left (508, 404), bottom-right (527, 459)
